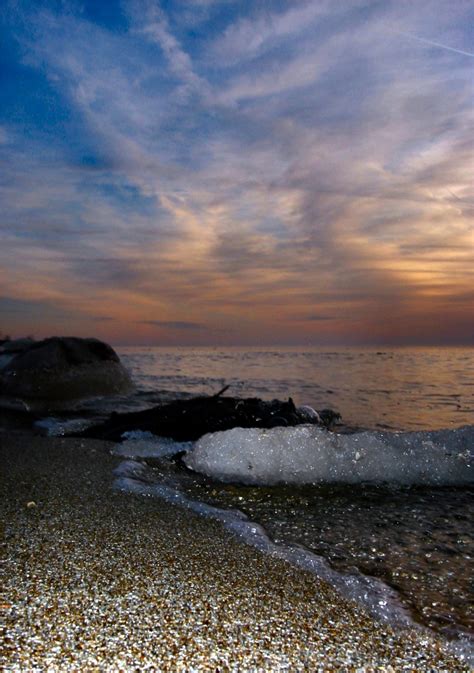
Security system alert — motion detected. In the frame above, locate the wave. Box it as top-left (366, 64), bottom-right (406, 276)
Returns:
top-left (184, 425), bottom-right (474, 486)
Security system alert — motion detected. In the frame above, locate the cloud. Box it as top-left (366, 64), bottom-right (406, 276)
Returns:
top-left (0, 296), bottom-right (70, 318)
top-left (389, 29), bottom-right (474, 59)
top-left (88, 316), bottom-right (116, 322)
top-left (215, 48), bottom-right (328, 104)
top-left (210, 1), bottom-right (354, 66)
top-left (125, 0), bottom-right (208, 97)
top-left (67, 258), bottom-right (147, 289)
top-left (140, 320), bottom-right (205, 330)
top-left (299, 315), bottom-right (337, 322)
top-left (0, 0), bottom-right (472, 344)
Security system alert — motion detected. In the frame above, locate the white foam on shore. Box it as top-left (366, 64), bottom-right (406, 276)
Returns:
top-left (184, 425), bottom-right (474, 486)
top-left (113, 460), bottom-right (413, 629)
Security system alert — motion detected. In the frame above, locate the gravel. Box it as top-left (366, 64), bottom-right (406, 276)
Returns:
top-left (1, 434), bottom-right (469, 671)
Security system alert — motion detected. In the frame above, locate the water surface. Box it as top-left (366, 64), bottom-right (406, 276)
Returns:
top-left (118, 346), bottom-right (474, 430)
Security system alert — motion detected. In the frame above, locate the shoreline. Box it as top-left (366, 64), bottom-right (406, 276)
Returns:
top-left (1, 432), bottom-right (470, 670)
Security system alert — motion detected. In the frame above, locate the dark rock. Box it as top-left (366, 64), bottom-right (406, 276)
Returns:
top-left (74, 395), bottom-right (322, 442)
top-left (0, 338), bottom-right (36, 370)
top-left (0, 336), bottom-right (133, 403)
top-left (0, 337), bottom-right (35, 354)
top-left (4, 336), bottom-right (120, 370)
top-left (318, 408), bottom-right (342, 428)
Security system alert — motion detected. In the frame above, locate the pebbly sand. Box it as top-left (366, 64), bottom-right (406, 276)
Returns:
top-left (1, 433), bottom-right (470, 671)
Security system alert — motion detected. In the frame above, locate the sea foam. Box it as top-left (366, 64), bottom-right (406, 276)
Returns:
top-left (184, 425), bottom-right (474, 486)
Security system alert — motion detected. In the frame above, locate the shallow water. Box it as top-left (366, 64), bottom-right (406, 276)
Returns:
top-left (175, 477), bottom-right (474, 642)
top-left (114, 451), bottom-right (473, 653)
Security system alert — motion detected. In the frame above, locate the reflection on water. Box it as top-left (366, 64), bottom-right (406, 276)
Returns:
top-left (118, 346), bottom-right (474, 431)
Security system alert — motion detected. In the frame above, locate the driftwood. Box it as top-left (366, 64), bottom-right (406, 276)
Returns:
top-left (74, 394), bottom-right (331, 442)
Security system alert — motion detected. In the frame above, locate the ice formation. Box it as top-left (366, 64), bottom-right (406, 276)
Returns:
top-left (184, 424), bottom-right (474, 486)
top-left (112, 431), bottom-right (193, 459)
top-left (33, 417), bottom-right (95, 436)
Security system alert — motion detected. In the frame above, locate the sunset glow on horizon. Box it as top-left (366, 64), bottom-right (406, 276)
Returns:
top-left (1, 0), bottom-right (473, 346)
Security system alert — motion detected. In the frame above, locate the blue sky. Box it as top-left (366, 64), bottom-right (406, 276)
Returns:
top-left (1, 0), bottom-right (473, 345)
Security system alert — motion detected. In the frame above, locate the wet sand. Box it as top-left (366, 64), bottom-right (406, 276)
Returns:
top-left (1, 433), bottom-right (469, 671)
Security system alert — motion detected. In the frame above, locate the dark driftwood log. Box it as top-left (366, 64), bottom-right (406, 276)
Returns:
top-left (74, 396), bottom-right (321, 442)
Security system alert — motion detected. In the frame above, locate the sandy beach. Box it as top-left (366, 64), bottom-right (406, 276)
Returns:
top-left (1, 432), bottom-right (469, 671)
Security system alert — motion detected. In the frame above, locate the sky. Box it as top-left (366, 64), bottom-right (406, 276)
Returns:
top-left (0, 0), bottom-right (473, 346)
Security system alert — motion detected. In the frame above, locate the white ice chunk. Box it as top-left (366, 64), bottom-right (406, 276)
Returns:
top-left (33, 417), bottom-right (94, 436)
top-left (184, 425), bottom-right (474, 486)
top-left (113, 460), bottom-right (147, 478)
top-left (113, 432), bottom-right (193, 459)
top-left (121, 430), bottom-right (159, 441)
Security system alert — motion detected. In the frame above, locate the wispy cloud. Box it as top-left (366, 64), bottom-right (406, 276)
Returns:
top-left (89, 316), bottom-right (116, 322)
top-left (210, 0), bottom-right (357, 66)
top-left (140, 320), bottom-right (205, 330)
top-left (126, 0), bottom-right (208, 96)
top-left (390, 29), bottom-right (474, 58)
top-left (299, 315), bottom-right (337, 322)
top-left (0, 0), bottom-right (472, 344)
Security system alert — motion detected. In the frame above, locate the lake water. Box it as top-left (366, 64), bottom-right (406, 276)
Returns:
top-left (41, 346), bottom-right (474, 657)
top-left (117, 345), bottom-right (474, 431)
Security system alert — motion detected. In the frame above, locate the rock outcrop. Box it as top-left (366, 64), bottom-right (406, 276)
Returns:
top-left (0, 336), bottom-right (133, 403)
